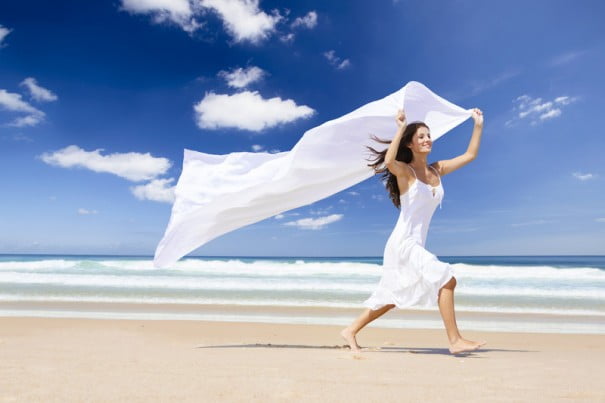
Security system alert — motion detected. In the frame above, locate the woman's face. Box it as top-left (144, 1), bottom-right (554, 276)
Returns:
top-left (408, 126), bottom-right (432, 154)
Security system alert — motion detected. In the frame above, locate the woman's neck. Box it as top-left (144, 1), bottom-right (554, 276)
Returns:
top-left (410, 153), bottom-right (429, 168)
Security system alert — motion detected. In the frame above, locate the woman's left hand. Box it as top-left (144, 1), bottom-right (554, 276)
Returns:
top-left (471, 108), bottom-right (484, 126)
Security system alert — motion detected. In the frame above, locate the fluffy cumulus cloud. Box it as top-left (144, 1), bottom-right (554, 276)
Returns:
top-left (0, 24), bottom-right (11, 46)
top-left (284, 214), bottom-right (343, 230)
top-left (200, 0), bottom-right (281, 43)
top-left (507, 94), bottom-right (577, 126)
top-left (131, 178), bottom-right (176, 203)
top-left (0, 89), bottom-right (45, 127)
top-left (39, 145), bottom-right (171, 182)
top-left (218, 66), bottom-right (265, 88)
top-left (20, 77), bottom-right (58, 102)
top-left (120, 0), bottom-right (202, 33)
top-left (323, 50), bottom-right (351, 70)
top-left (121, 1), bottom-right (322, 45)
top-left (122, 0), bottom-right (281, 43)
top-left (291, 11), bottom-right (317, 29)
top-left (194, 90), bottom-right (314, 131)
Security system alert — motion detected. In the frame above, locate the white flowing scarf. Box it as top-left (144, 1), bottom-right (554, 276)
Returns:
top-left (153, 81), bottom-right (472, 268)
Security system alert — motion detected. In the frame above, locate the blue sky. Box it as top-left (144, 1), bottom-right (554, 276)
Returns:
top-left (1, 0), bottom-right (604, 257)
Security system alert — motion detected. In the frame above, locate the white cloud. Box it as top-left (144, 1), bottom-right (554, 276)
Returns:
top-left (284, 214), bottom-right (343, 230)
top-left (596, 218), bottom-right (605, 223)
top-left (309, 206), bottom-right (333, 216)
top-left (40, 145), bottom-right (172, 182)
top-left (323, 50), bottom-right (351, 70)
top-left (347, 191), bottom-right (360, 196)
top-left (8, 114), bottom-right (45, 127)
top-left (131, 178), bottom-right (175, 203)
top-left (0, 25), bottom-right (11, 46)
top-left (194, 90), bottom-right (314, 131)
top-left (200, 0), bottom-right (281, 44)
top-left (572, 172), bottom-right (595, 181)
top-left (20, 77), bottom-right (58, 102)
top-left (0, 89), bottom-right (40, 114)
top-left (78, 208), bottom-right (99, 215)
top-left (120, 0), bottom-right (202, 33)
top-left (122, 0), bottom-right (287, 44)
top-left (539, 109), bottom-right (561, 120)
top-left (0, 89), bottom-right (46, 127)
top-left (122, 0), bottom-right (191, 16)
top-left (291, 11), bottom-right (317, 29)
top-left (508, 94), bottom-right (577, 126)
top-left (550, 50), bottom-right (586, 66)
top-left (274, 212), bottom-right (299, 220)
top-left (218, 66), bottom-right (265, 88)
top-left (279, 33), bottom-right (295, 43)
top-left (251, 144), bottom-right (264, 151)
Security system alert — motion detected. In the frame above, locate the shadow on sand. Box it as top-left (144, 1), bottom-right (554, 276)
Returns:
top-left (194, 343), bottom-right (532, 356)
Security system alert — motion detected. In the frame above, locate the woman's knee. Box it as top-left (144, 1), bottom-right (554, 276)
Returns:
top-left (442, 276), bottom-right (457, 290)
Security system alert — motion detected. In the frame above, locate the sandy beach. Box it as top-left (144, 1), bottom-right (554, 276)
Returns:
top-left (1, 315), bottom-right (603, 402)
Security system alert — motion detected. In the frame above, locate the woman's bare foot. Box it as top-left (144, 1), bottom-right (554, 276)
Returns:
top-left (449, 338), bottom-right (486, 354)
top-left (470, 339), bottom-right (486, 348)
top-left (340, 327), bottom-right (362, 352)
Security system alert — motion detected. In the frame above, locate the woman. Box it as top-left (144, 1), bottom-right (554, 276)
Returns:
top-left (341, 107), bottom-right (485, 354)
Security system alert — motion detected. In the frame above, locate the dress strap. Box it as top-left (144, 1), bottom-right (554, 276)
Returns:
top-left (406, 165), bottom-right (417, 178)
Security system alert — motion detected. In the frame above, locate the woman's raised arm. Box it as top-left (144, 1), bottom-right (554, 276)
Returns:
top-left (433, 108), bottom-right (484, 176)
top-left (385, 109), bottom-right (410, 177)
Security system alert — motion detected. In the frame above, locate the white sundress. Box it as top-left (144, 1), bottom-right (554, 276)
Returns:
top-left (363, 165), bottom-right (454, 309)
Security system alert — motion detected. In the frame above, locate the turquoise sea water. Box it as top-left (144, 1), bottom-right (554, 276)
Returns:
top-left (1, 254), bottom-right (604, 333)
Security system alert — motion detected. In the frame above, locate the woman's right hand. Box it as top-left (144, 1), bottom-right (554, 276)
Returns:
top-left (395, 109), bottom-right (407, 128)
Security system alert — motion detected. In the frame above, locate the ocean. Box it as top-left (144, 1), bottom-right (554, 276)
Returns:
top-left (1, 254), bottom-right (604, 334)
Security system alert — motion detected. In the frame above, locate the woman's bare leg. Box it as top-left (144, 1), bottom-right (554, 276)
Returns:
top-left (340, 304), bottom-right (396, 352)
top-left (438, 277), bottom-right (486, 354)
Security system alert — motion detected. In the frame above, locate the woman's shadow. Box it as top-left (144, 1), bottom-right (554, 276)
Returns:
top-left (194, 343), bottom-right (529, 356)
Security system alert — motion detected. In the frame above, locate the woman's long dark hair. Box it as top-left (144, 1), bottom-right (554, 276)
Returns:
top-left (366, 122), bottom-right (429, 208)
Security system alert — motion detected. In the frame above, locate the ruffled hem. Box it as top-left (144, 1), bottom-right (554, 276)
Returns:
top-left (362, 267), bottom-right (453, 310)
top-left (362, 242), bottom-right (455, 310)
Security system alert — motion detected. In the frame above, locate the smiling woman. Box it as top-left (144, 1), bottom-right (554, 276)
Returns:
top-left (341, 106), bottom-right (485, 355)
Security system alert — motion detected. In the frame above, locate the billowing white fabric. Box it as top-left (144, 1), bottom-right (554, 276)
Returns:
top-left (153, 81), bottom-right (472, 268)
